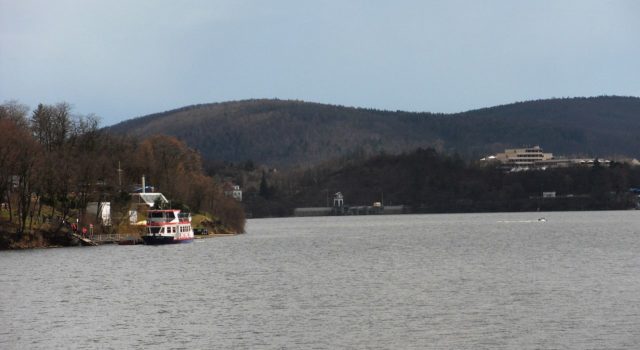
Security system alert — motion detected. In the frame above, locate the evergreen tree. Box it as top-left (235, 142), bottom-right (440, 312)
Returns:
top-left (259, 171), bottom-right (270, 199)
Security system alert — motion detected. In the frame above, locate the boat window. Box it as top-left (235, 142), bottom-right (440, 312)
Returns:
top-left (148, 227), bottom-right (161, 234)
top-left (166, 212), bottom-right (176, 220)
top-left (149, 212), bottom-right (164, 218)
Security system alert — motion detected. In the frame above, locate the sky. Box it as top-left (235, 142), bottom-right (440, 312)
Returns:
top-left (1, 0), bottom-right (639, 126)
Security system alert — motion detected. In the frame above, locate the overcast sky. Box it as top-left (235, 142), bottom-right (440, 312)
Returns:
top-left (1, 0), bottom-right (639, 126)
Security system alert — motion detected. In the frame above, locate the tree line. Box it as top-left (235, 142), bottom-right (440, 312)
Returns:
top-left (0, 100), bottom-right (245, 248)
top-left (235, 148), bottom-right (640, 217)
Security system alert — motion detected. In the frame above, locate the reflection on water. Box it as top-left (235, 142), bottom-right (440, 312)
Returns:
top-left (2, 211), bottom-right (640, 349)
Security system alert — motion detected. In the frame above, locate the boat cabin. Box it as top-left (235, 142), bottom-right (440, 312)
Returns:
top-left (147, 209), bottom-right (191, 224)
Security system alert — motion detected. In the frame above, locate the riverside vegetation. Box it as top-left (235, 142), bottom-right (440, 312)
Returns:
top-left (216, 149), bottom-right (640, 218)
top-left (105, 96), bottom-right (640, 218)
top-left (0, 101), bottom-right (245, 250)
top-left (4, 97), bottom-right (640, 247)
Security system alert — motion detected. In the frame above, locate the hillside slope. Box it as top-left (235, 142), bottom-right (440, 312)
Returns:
top-left (107, 96), bottom-right (640, 166)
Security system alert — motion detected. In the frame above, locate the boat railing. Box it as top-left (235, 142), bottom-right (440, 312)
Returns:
top-left (147, 217), bottom-right (177, 223)
top-left (178, 213), bottom-right (192, 222)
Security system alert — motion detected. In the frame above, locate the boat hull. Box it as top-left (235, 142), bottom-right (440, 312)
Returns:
top-left (142, 235), bottom-right (193, 245)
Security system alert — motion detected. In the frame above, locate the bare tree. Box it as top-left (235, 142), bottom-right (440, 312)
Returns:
top-left (0, 100), bottom-right (30, 129)
top-left (11, 127), bottom-right (42, 234)
top-left (0, 120), bottom-right (19, 223)
top-left (0, 102), bottom-right (30, 225)
top-left (30, 102), bottom-right (73, 152)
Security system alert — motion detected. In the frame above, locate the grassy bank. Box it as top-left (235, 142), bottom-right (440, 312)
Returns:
top-left (1, 209), bottom-right (242, 250)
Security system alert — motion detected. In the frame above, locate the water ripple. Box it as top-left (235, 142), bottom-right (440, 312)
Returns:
top-left (2, 212), bottom-right (640, 348)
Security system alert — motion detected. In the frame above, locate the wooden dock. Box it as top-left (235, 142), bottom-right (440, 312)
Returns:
top-left (93, 234), bottom-right (141, 244)
top-left (70, 232), bottom-right (99, 246)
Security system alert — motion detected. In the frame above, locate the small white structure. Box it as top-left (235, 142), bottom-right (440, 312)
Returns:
top-left (333, 192), bottom-right (344, 207)
top-left (131, 192), bottom-right (169, 208)
top-left (542, 191), bottom-right (556, 198)
top-left (129, 210), bottom-right (138, 224)
top-left (129, 192), bottom-right (170, 225)
top-left (86, 202), bottom-right (111, 226)
top-left (224, 185), bottom-right (243, 201)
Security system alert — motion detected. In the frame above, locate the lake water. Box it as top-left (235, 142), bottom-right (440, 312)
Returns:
top-left (2, 211), bottom-right (640, 349)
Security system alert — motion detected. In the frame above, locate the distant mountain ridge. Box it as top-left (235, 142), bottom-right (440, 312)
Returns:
top-left (107, 96), bottom-right (640, 166)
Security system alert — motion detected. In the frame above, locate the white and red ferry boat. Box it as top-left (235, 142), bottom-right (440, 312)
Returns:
top-left (142, 209), bottom-right (194, 244)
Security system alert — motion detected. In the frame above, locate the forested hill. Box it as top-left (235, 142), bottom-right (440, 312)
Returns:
top-left (107, 96), bottom-right (640, 167)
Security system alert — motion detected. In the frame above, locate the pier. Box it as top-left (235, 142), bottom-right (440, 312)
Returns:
top-left (293, 205), bottom-right (409, 217)
top-left (69, 232), bottom-right (99, 246)
top-left (70, 233), bottom-right (141, 245)
top-left (294, 192), bottom-right (410, 217)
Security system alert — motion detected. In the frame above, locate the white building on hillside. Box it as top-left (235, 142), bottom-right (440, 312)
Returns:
top-left (493, 146), bottom-right (553, 166)
top-left (482, 145), bottom-right (612, 171)
top-left (86, 202), bottom-right (111, 226)
top-left (224, 184), bottom-right (243, 201)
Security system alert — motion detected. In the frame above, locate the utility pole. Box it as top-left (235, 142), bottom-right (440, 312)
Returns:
top-left (117, 161), bottom-right (123, 192)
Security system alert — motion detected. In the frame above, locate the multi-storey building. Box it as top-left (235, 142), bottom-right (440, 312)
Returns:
top-left (492, 146), bottom-right (553, 166)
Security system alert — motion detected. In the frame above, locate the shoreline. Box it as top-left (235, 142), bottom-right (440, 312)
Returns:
top-left (1, 230), bottom-right (242, 250)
